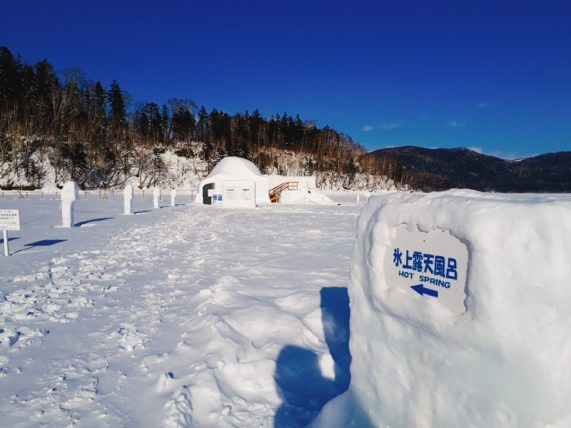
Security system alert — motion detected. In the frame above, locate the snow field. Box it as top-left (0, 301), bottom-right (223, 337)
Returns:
top-left (0, 193), bottom-right (364, 426)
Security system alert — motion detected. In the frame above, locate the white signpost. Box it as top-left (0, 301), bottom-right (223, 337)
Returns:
top-left (0, 209), bottom-right (20, 256)
top-left (383, 225), bottom-right (469, 315)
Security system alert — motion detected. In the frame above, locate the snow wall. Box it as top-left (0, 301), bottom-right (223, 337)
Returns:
top-left (280, 189), bottom-right (335, 205)
top-left (317, 190), bottom-right (571, 428)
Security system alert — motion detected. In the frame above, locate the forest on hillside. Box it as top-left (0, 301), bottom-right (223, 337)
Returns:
top-left (0, 46), bottom-right (406, 190)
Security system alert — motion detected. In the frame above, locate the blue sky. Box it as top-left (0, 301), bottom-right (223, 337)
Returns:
top-left (2, 0), bottom-right (570, 157)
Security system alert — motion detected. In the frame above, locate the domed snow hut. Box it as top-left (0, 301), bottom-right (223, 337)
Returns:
top-left (196, 156), bottom-right (317, 207)
top-left (196, 157), bottom-right (270, 207)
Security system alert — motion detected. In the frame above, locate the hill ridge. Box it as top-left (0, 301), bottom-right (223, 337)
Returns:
top-left (369, 146), bottom-right (571, 192)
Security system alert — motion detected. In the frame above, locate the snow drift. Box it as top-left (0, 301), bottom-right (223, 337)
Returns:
top-left (318, 190), bottom-right (571, 427)
top-left (280, 189), bottom-right (335, 205)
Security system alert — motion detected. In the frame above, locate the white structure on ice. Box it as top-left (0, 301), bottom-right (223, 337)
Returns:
top-left (196, 156), bottom-right (317, 207)
top-left (170, 189), bottom-right (177, 207)
top-left (123, 184), bottom-right (134, 215)
top-left (61, 181), bottom-right (79, 227)
top-left (153, 187), bottom-right (161, 209)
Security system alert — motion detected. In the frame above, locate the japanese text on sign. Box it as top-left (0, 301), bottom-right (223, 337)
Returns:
top-left (382, 225), bottom-right (469, 315)
top-left (0, 209), bottom-right (21, 231)
top-left (392, 248), bottom-right (458, 280)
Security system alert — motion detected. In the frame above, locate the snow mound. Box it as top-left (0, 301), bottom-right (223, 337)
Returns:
top-left (280, 189), bottom-right (335, 205)
top-left (321, 190), bottom-right (571, 427)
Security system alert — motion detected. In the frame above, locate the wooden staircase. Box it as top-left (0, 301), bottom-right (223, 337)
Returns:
top-left (269, 181), bottom-right (299, 203)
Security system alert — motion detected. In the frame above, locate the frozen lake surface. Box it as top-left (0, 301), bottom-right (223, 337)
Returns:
top-left (0, 192), bottom-right (364, 427)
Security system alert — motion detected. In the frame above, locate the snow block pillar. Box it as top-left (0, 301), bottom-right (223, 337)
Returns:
top-left (124, 184), bottom-right (134, 215)
top-left (170, 189), bottom-right (176, 207)
top-left (61, 181), bottom-right (79, 227)
top-left (348, 190), bottom-right (571, 427)
top-left (153, 187), bottom-right (161, 209)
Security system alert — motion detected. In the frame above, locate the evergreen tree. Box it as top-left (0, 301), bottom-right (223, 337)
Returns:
top-left (0, 47), bottom-right (21, 104)
top-left (108, 80), bottom-right (126, 132)
top-left (196, 106), bottom-right (209, 142)
top-left (33, 59), bottom-right (59, 105)
top-left (93, 81), bottom-right (107, 122)
top-left (172, 105), bottom-right (195, 142)
top-left (249, 109), bottom-right (264, 147)
top-left (160, 104), bottom-right (170, 144)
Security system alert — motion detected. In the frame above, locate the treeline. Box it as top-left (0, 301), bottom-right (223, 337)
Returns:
top-left (0, 46), bottom-right (405, 189)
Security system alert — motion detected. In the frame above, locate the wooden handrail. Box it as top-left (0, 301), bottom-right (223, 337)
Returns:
top-left (269, 181), bottom-right (299, 202)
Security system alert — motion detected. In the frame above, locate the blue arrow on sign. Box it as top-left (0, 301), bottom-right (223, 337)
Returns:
top-left (410, 284), bottom-right (439, 298)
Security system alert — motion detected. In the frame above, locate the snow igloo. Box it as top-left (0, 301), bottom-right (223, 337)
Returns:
top-left (196, 156), bottom-right (317, 207)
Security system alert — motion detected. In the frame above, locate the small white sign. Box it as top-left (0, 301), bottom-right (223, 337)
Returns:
top-left (223, 181), bottom-right (256, 207)
top-left (224, 186), bottom-right (238, 201)
top-left (239, 187), bottom-right (253, 201)
top-left (0, 209), bottom-right (20, 231)
top-left (383, 225), bottom-right (469, 314)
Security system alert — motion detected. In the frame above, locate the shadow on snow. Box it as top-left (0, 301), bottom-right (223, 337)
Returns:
top-left (11, 239), bottom-right (67, 255)
top-left (274, 287), bottom-right (352, 428)
top-left (75, 216), bottom-right (113, 227)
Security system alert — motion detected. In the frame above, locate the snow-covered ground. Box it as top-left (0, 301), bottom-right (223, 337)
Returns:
top-left (0, 191), bottom-right (366, 427)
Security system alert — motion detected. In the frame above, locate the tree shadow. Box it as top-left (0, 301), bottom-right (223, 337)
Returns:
top-left (0, 236), bottom-right (19, 243)
top-left (75, 216), bottom-right (113, 227)
top-left (274, 287), bottom-right (352, 428)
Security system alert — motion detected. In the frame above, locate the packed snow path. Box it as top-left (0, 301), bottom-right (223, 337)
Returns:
top-left (0, 195), bottom-right (361, 427)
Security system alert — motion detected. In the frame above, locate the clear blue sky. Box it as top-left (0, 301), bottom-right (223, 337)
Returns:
top-left (2, 0), bottom-right (570, 157)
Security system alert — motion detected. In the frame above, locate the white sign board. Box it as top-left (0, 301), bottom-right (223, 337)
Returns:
top-left (223, 181), bottom-right (256, 207)
top-left (383, 225), bottom-right (468, 314)
top-left (0, 209), bottom-right (20, 231)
